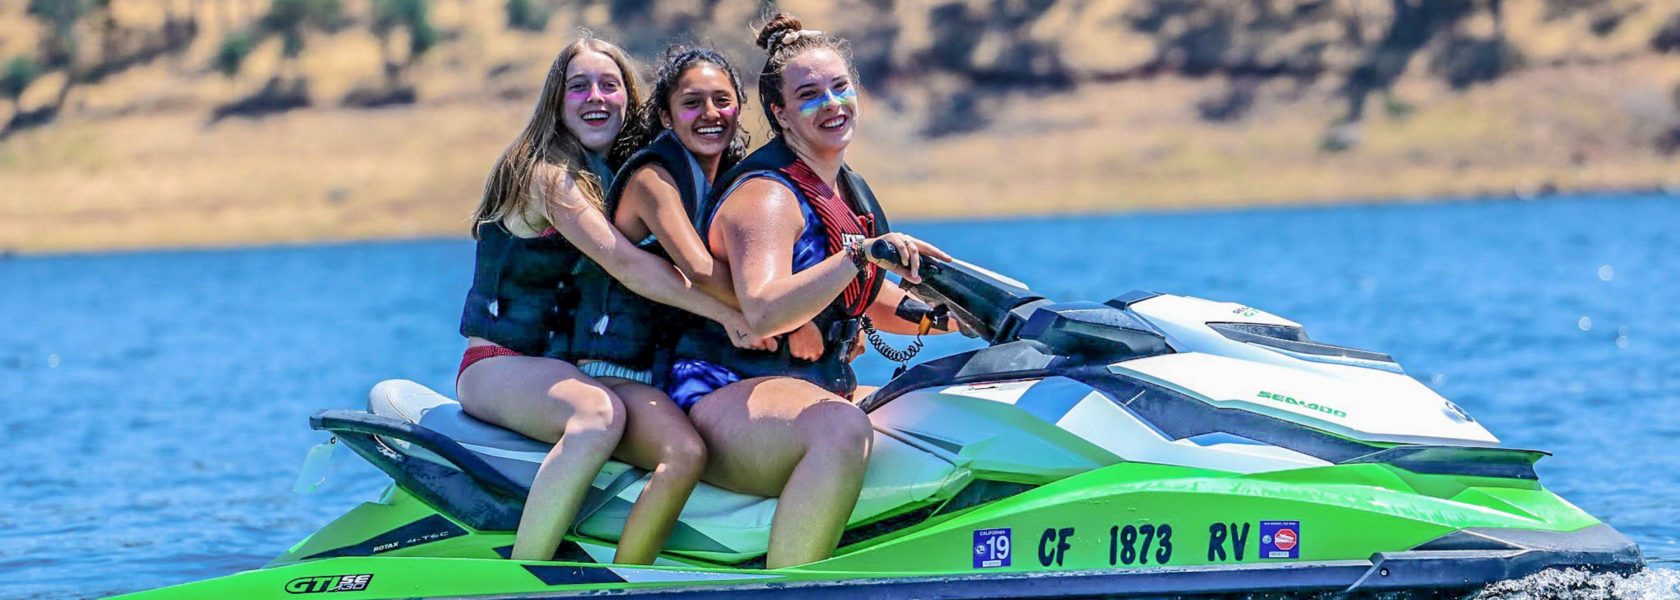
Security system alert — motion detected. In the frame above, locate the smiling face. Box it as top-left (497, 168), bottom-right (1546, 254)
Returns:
top-left (559, 50), bottom-right (629, 154)
top-left (771, 48), bottom-right (859, 155)
top-left (661, 64), bottom-right (740, 162)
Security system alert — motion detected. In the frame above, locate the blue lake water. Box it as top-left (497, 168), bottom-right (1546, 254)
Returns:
top-left (2, 193), bottom-right (1678, 598)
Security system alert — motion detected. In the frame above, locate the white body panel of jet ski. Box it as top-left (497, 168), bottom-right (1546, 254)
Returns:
top-left (1122, 294), bottom-right (1499, 447)
top-left (367, 379), bottom-right (967, 561)
top-left (870, 377), bottom-right (1332, 476)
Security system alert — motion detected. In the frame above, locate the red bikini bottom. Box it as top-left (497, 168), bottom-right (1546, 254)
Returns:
top-left (457, 344), bottom-right (523, 380)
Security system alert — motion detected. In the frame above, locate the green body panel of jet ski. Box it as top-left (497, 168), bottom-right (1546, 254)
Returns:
top-left (119, 462), bottom-right (1626, 599)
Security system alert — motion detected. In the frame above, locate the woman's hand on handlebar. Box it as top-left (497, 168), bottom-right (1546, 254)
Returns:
top-left (863, 233), bottom-right (951, 285)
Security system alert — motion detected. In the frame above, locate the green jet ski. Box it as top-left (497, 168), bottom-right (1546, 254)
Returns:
top-left (120, 245), bottom-right (1642, 598)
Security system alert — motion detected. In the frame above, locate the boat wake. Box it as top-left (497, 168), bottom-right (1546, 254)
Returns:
top-left (1469, 567), bottom-right (1680, 599)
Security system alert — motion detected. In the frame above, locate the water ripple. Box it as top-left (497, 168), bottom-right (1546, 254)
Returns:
top-left (1471, 567), bottom-right (1680, 600)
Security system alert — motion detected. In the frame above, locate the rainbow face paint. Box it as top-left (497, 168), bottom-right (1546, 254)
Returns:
top-left (675, 101), bottom-right (736, 126)
top-left (798, 87), bottom-right (857, 118)
top-left (565, 82), bottom-right (625, 106)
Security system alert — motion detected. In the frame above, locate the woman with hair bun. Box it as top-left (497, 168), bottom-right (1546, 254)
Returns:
top-left (667, 13), bottom-right (956, 567)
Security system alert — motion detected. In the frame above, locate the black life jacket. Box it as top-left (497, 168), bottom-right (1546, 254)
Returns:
top-left (675, 138), bottom-right (891, 397)
top-left (459, 221), bottom-right (585, 356)
top-left (565, 132), bottom-right (709, 371)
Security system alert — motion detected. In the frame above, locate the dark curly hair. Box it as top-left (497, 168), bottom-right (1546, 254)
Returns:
top-left (753, 12), bottom-right (857, 137)
top-left (612, 45), bottom-right (750, 170)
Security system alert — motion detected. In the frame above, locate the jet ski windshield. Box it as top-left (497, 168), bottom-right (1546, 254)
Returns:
top-left (1206, 321), bottom-right (1396, 364)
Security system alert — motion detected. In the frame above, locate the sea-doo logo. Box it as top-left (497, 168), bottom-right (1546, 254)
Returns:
top-left (285, 574), bottom-right (373, 594)
top-left (1257, 391), bottom-right (1347, 418)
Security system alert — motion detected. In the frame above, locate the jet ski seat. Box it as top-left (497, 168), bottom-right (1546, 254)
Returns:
top-left (366, 379), bottom-right (966, 561)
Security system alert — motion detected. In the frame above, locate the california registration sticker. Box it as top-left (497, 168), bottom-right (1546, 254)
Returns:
top-left (1259, 521), bottom-right (1300, 559)
top-left (972, 528), bottom-right (1012, 568)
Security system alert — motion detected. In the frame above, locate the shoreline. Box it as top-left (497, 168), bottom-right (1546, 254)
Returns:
top-left (5, 187), bottom-right (1670, 259)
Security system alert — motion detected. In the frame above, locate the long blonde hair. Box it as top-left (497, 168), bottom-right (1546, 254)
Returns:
top-left (473, 36), bottom-right (644, 236)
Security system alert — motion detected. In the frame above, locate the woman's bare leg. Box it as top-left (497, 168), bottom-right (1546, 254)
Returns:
top-left (601, 379), bottom-right (707, 565)
top-left (687, 377), bottom-right (874, 568)
top-left (457, 356), bottom-right (626, 561)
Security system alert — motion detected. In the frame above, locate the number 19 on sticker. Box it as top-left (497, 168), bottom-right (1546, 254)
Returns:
top-left (973, 528), bottom-right (1012, 568)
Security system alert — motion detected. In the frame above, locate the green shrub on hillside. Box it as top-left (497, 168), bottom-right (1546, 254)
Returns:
top-left (374, 0), bottom-right (438, 62)
top-left (3, 56), bottom-right (42, 108)
top-left (1430, 36), bottom-right (1525, 90)
top-left (25, 0), bottom-right (91, 68)
top-left (506, 0), bottom-right (549, 33)
top-left (263, 0), bottom-right (344, 60)
top-left (215, 33), bottom-right (254, 79)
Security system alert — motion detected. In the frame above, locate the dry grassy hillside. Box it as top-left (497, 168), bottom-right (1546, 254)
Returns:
top-left (2, 0), bottom-right (1679, 254)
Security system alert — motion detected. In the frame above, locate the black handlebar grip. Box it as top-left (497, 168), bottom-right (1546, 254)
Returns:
top-left (869, 239), bottom-right (902, 266)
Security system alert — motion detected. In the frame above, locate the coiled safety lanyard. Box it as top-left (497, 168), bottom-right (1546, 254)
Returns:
top-left (862, 303), bottom-right (949, 378)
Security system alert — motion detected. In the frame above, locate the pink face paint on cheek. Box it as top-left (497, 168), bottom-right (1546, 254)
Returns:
top-left (717, 105), bottom-right (738, 120)
top-left (678, 106), bottom-right (704, 123)
top-left (565, 90), bottom-right (591, 105)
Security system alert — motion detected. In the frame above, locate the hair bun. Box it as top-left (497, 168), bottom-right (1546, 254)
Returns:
top-left (755, 13), bottom-right (804, 50)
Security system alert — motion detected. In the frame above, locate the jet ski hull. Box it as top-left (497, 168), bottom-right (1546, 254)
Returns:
top-left (111, 550), bottom-right (1641, 599)
top-left (117, 462), bottom-right (1641, 599)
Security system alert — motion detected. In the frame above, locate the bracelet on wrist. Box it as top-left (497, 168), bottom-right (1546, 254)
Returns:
top-left (843, 237), bottom-right (869, 270)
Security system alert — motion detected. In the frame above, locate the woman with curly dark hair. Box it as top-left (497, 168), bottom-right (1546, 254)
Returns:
top-left (566, 44), bottom-right (823, 564)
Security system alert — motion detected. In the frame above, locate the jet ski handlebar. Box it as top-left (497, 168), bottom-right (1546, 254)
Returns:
top-left (866, 239), bottom-right (912, 275)
top-left (870, 239), bottom-right (1047, 343)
